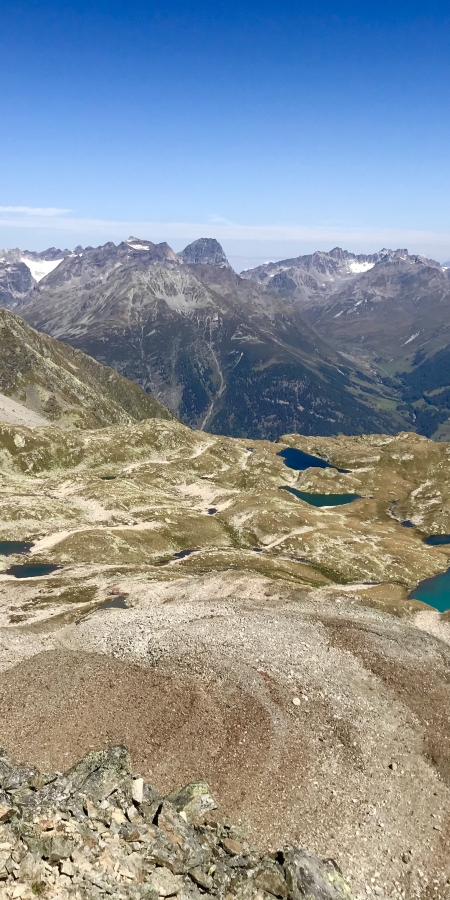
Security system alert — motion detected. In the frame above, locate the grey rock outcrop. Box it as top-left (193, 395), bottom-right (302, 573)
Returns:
top-left (0, 262), bottom-right (35, 309)
top-left (178, 239), bottom-right (230, 268)
top-left (0, 746), bottom-right (353, 900)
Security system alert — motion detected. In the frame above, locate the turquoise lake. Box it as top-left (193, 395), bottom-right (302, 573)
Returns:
top-left (409, 569), bottom-right (450, 612)
top-left (281, 486), bottom-right (361, 507)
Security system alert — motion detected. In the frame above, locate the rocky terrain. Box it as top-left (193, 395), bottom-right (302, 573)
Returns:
top-left (7, 238), bottom-right (408, 439)
top-left (0, 744), bottom-right (355, 900)
top-left (0, 417), bottom-right (449, 898)
top-left (0, 308), bottom-right (171, 429)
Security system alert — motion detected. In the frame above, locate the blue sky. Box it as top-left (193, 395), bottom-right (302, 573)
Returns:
top-left (1, 0), bottom-right (450, 268)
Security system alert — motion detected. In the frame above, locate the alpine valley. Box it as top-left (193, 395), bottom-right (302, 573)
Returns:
top-left (0, 237), bottom-right (422, 441)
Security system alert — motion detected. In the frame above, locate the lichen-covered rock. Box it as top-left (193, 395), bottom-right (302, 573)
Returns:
top-left (62, 744), bottom-right (132, 800)
top-left (0, 747), bottom-right (354, 900)
top-left (281, 847), bottom-right (352, 899)
top-left (166, 781), bottom-right (217, 823)
top-left (254, 857), bottom-right (289, 897)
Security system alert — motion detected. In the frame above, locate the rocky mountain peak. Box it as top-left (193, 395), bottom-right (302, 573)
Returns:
top-left (178, 238), bottom-right (230, 267)
top-left (34, 246), bottom-right (72, 260)
top-left (125, 236), bottom-right (156, 250)
top-left (328, 247), bottom-right (352, 260)
top-left (124, 237), bottom-right (178, 262)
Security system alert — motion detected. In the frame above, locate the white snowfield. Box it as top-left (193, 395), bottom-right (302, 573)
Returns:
top-left (126, 239), bottom-right (152, 250)
top-left (21, 257), bottom-right (64, 282)
top-left (348, 261), bottom-right (375, 274)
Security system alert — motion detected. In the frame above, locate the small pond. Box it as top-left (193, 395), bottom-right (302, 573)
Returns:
top-left (97, 595), bottom-right (129, 611)
top-left (0, 541), bottom-right (34, 556)
top-left (157, 548), bottom-right (200, 566)
top-left (6, 563), bottom-right (60, 579)
top-left (76, 594), bottom-right (129, 625)
top-left (409, 569), bottom-right (450, 612)
top-left (281, 486), bottom-right (361, 507)
top-left (423, 534), bottom-right (450, 546)
top-left (208, 508), bottom-right (217, 515)
top-left (390, 502), bottom-right (416, 528)
top-left (278, 447), bottom-right (350, 473)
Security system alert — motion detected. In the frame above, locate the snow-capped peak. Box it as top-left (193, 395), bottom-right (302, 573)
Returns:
top-left (126, 236), bottom-right (153, 251)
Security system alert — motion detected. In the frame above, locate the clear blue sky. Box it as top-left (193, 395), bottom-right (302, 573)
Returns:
top-left (1, 0), bottom-right (450, 268)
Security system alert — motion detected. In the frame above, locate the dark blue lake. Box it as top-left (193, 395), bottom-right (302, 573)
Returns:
top-left (281, 486), bottom-right (361, 507)
top-left (6, 563), bottom-right (60, 578)
top-left (0, 541), bottom-right (34, 556)
top-left (409, 569), bottom-right (450, 612)
top-left (423, 534), bottom-right (450, 546)
top-left (278, 447), bottom-right (350, 473)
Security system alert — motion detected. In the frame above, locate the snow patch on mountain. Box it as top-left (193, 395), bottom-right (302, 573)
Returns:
top-left (348, 261), bottom-right (375, 274)
top-left (21, 256), bottom-right (64, 282)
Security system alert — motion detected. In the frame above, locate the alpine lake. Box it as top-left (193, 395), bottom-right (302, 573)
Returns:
top-left (278, 447), bottom-right (450, 611)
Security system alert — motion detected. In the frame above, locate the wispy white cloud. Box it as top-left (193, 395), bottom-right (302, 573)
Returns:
top-left (0, 206), bottom-right (71, 216)
top-left (207, 214), bottom-right (233, 224)
top-left (0, 211), bottom-right (449, 256)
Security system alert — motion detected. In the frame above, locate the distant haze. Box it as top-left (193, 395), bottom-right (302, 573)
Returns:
top-left (1, 226), bottom-right (449, 273)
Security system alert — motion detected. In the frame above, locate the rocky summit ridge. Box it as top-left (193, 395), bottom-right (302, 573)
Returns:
top-left (0, 745), bottom-right (353, 900)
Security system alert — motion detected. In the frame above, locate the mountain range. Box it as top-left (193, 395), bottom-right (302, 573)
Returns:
top-left (2, 236), bottom-right (450, 439)
top-left (6, 236), bottom-right (406, 440)
top-left (242, 247), bottom-right (450, 437)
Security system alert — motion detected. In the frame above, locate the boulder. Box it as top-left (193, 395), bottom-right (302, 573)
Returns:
top-left (165, 781), bottom-right (217, 823)
top-left (280, 847), bottom-right (352, 900)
